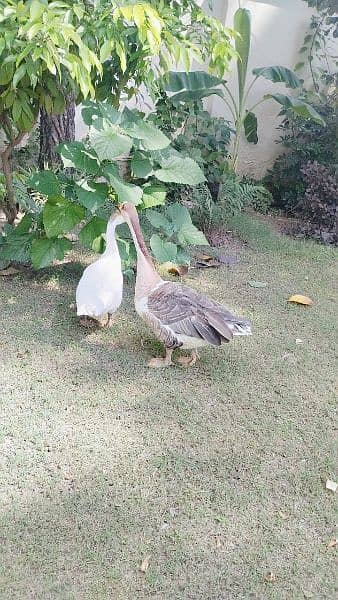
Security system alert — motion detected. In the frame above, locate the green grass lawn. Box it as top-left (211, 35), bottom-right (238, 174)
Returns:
top-left (0, 214), bottom-right (337, 599)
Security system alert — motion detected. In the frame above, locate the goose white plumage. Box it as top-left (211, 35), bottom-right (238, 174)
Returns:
top-left (76, 212), bottom-right (124, 327)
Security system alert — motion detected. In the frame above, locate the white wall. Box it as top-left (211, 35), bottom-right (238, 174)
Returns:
top-left (206, 0), bottom-right (313, 177)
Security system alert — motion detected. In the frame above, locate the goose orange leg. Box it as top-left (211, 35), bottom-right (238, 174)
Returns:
top-left (177, 349), bottom-right (199, 367)
top-left (148, 348), bottom-right (173, 368)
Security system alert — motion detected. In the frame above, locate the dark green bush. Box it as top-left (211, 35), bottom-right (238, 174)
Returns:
top-left (264, 102), bottom-right (336, 212)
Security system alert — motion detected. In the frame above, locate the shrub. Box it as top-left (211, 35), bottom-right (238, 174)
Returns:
top-left (264, 102), bottom-right (336, 212)
top-left (298, 161), bottom-right (337, 243)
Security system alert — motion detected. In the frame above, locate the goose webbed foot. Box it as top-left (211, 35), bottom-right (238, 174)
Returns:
top-left (177, 349), bottom-right (199, 367)
top-left (148, 348), bottom-right (173, 368)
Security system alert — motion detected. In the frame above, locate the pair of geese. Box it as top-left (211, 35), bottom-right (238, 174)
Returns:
top-left (76, 203), bottom-right (251, 367)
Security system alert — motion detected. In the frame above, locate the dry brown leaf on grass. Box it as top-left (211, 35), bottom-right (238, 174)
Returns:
top-left (264, 572), bottom-right (276, 583)
top-left (327, 539), bottom-right (337, 548)
top-left (288, 294), bottom-right (313, 306)
top-left (159, 262), bottom-right (189, 277)
top-left (0, 266), bottom-right (20, 276)
top-left (325, 479), bottom-right (337, 492)
top-left (139, 554), bottom-right (151, 573)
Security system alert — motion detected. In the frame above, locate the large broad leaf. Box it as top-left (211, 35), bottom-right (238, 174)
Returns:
top-left (31, 237), bottom-right (72, 269)
top-left (266, 94), bottom-right (326, 125)
top-left (103, 167), bottom-right (143, 205)
top-left (166, 203), bottom-right (191, 229)
top-left (146, 209), bottom-right (173, 234)
top-left (234, 8), bottom-right (251, 104)
top-left (150, 234), bottom-right (177, 264)
top-left (243, 111), bottom-right (258, 143)
top-left (253, 66), bottom-right (301, 88)
top-left (154, 157), bottom-right (205, 185)
top-left (29, 170), bottom-right (61, 196)
top-left (142, 185), bottom-right (166, 208)
top-left (177, 224), bottom-right (209, 246)
top-left (75, 180), bottom-right (109, 212)
top-left (123, 121), bottom-right (170, 151)
top-left (0, 230), bottom-right (36, 262)
top-left (82, 100), bottom-right (120, 126)
top-left (79, 216), bottom-right (107, 251)
top-left (57, 142), bottom-right (100, 175)
top-left (89, 122), bottom-right (133, 160)
top-left (131, 153), bottom-right (153, 178)
top-left (43, 196), bottom-right (85, 238)
top-left (170, 88), bottom-right (224, 103)
top-left (160, 71), bottom-right (224, 92)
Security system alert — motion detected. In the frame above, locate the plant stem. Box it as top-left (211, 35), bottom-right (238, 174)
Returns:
top-left (223, 84), bottom-right (239, 119)
top-left (242, 75), bottom-right (259, 110)
top-left (247, 97), bottom-right (266, 114)
top-left (309, 16), bottom-right (325, 92)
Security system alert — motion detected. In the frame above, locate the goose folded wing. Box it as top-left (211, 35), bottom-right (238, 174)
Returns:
top-left (147, 282), bottom-right (234, 346)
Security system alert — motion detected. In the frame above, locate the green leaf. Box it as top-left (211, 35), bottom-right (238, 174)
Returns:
top-left (234, 8), bottom-right (251, 104)
top-left (170, 88), bottom-right (224, 102)
top-left (57, 142), bottom-right (100, 175)
top-left (29, 170), bottom-right (62, 196)
top-left (43, 196), bottom-right (85, 238)
top-left (89, 122), bottom-right (133, 160)
top-left (0, 230), bottom-right (36, 262)
top-left (142, 185), bottom-right (166, 208)
top-left (146, 209), bottom-right (172, 233)
top-left (75, 181), bottom-right (108, 212)
top-left (0, 61), bottom-right (14, 86)
top-left (266, 94), bottom-right (326, 125)
top-left (131, 153), bottom-right (153, 178)
top-left (154, 157), bottom-right (205, 185)
top-left (31, 237), bottom-right (72, 269)
top-left (243, 111), bottom-right (258, 144)
top-left (79, 216), bottom-right (107, 250)
top-left (177, 224), bottom-right (209, 246)
top-left (166, 203), bottom-right (191, 228)
top-left (103, 168), bottom-right (143, 205)
top-left (160, 71), bottom-right (224, 92)
top-left (253, 66), bottom-right (301, 88)
top-left (12, 64), bottom-right (26, 88)
top-left (123, 121), bottom-right (171, 151)
top-left (150, 234), bottom-right (177, 263)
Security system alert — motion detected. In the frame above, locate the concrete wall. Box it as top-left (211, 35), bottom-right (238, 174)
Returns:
top-left (205, 0), bottom-right (313, 177)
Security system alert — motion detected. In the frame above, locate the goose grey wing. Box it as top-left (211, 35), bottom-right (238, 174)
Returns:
top-left (147, 282), bottom-right (234, 346)
top-left (142, 309), bottom-right (182, 349)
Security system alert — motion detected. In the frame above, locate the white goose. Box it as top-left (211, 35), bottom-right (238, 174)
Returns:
top-left (119, 202), bottom-right (252, 367)
top-left (76, 211), bottom-right (124, 327)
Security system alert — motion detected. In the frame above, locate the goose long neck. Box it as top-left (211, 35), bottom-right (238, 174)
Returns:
top-left (104, 220), bottom-right (119, 255)
top-left (127, 210), bottom-right (162, 298)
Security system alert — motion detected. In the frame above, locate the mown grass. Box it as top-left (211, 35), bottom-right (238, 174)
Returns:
top-left (0, 215), bottom-right (337, 599)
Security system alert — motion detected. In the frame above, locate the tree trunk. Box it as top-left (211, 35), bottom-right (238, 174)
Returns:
top-left (0, 129), bottom-right (27, 224)
top-left (38, 94), bottom-right (75, 169)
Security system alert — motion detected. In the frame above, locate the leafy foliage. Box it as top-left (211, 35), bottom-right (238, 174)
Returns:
top-left (151, 93), bottom-right (232, 200)
top-left (298, 161), bottom-right (337, 242)
top-left (0, 0), bottom-right (237, 222)
top-left (157, 49), bottom-right (324, 173)
top-left (264, 101), bottom-right (336, 212)
top-left (0, 102), bottom-right (207, 269)
top-left (298, 0), bottom-right (338, 91)
top-left (147, 203), bottom-right (208, 264)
